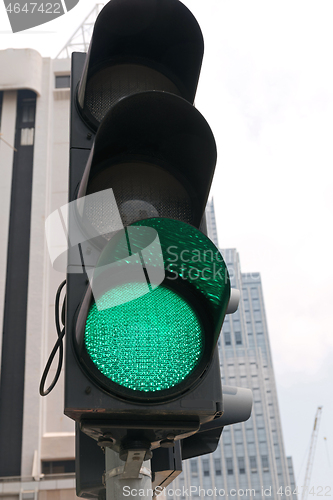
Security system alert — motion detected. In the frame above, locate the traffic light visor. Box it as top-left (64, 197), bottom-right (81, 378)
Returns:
top-left (77, 0), bottom-right (204, 129)
top-left (78, 91), bottom-right (217, 229)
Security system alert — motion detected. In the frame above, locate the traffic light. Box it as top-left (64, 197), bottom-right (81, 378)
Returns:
top-left (64, 0), bottom-right (247, 464)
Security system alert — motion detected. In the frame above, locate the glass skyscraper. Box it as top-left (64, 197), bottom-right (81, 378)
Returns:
top-left (168, 200), bottom-right (297, 500)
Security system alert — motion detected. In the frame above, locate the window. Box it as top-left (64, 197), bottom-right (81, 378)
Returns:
top-left (252, 388), bottom-right (260, 399)
top-left (233, 310), bottom-right (240, 320)
top-left (255, 401), bottom-right (263, 414)
top-left (227, 363), bottom-right (235, 376)
top-left (223, 320), bottom-right (230, 332)
top-left (233, 319), bottom-right (240, 331)
top-left (246, 428), bottom-right (255, 444)
top-left (252, 299), bottom-right (260, 310)
top-left (254, 311), bottom-right (262, 322)
top-left (21, 492), bottom-right (35, 500)
top-left (249, 456), bottom-right (257, 473)
top-left (234, 429), bottom-right (242, 444)
top-left (261, 455), bottom-right (269, 472)
top-left (257, 428), bottom-right (266, 442)
top-left (202, 459), bottom-right (210, 477)
top-left (250, 362), bottom-right (257, 375)
top-left (21, 99), bottom-right (35, 123)
top-left (42, 460), bottom-right (75, 474)
top-left (224, 331), bottom-right (231, 346)
top-left (226, 458), bottom-right (233, 475)
top-left (55, 75), bottom-right (71, 88)
top-left (223, 430), bottom-right (231, 444)
top-left (18, 94), bottom-right (36, 145)
top-left (21, 128), bottom-right (34, 146)
top-left (235, 331), bottom-right (242, 345)
top-left (214, 458), bottom-right (221, 476)
top-left (239, 363), bottom-right (246, 376)
top-left (190, 459), bottom-right (198, 477)
top-left (238, 457), bottom-right (245, 474)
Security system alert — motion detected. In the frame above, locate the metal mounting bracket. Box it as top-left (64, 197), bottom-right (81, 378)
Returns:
top-left (104, 450), bottom-right (152, 480)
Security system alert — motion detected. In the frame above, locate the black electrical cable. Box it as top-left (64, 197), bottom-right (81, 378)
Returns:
top-left (39, 280), bottom-right (66, 396)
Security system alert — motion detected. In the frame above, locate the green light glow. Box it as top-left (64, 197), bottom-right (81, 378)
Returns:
top-left (84, 284), bottom-right (204, 392)
top-left (133, 218), bottom-right (230, 322)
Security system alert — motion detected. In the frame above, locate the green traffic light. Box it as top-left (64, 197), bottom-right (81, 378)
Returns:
top-left (85, 283), bottom-right (204, 392)
top-left (83, 217), bottom-right (230, 396)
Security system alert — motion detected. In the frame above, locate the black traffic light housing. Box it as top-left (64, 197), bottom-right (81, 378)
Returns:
top-left (65, 0), bottom-right (239, 461)
top-left (74, 385), bottom-right (253, 498)
top-left (77, 0), bottom-right (204, 129)
top-left (77, 90), bottom-right (217, 229)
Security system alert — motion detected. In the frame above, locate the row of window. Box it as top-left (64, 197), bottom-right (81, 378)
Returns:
top-left (41, 460), bottom-right (75, 474)
top-left (243, 299), bottom-right (261, 312)
top-left (190, 455), bottom-right (269, 477)
top-left (221, 362), bottom-right (259, 380)
top-left (0, 80), bottom-right (67, 147)
top-left (224, 330), bottom-right (242, 346)
top-left (242, 287), bottom-right (260, 300)
top-left (222, 309), bottom-right (265, 347)
top-left (18, 95), bottom-right (36, 146)
top-left (55, 75), bottom-right (70, 88)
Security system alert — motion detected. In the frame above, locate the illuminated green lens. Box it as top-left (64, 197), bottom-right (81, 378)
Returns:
top-left (84, 284), bottom-right (204, 392)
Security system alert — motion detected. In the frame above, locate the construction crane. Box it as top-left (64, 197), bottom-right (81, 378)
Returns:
top-left (301, 406), bottom-right (323, 500)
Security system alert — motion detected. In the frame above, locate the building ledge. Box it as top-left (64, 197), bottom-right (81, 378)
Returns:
top-left (0, 474), bottom-right (76, 494)
top-left (0, 49), bottom-right (43, 96)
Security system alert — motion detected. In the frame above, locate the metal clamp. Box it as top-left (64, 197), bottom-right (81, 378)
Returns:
top-left (105, 465), bottom-right (152, 481)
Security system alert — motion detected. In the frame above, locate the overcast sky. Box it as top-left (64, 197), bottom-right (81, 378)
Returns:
top-left (1, 0), bottom-right (332, 492)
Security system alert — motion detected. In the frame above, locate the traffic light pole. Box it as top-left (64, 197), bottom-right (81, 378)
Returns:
top-left (105, 448), bottom-right (153, 500)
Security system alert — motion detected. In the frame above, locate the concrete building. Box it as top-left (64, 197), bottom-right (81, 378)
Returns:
top-left (0, 48), bottom-right (75, 500)
top-left (168, 203), bottom-right (297, 500)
